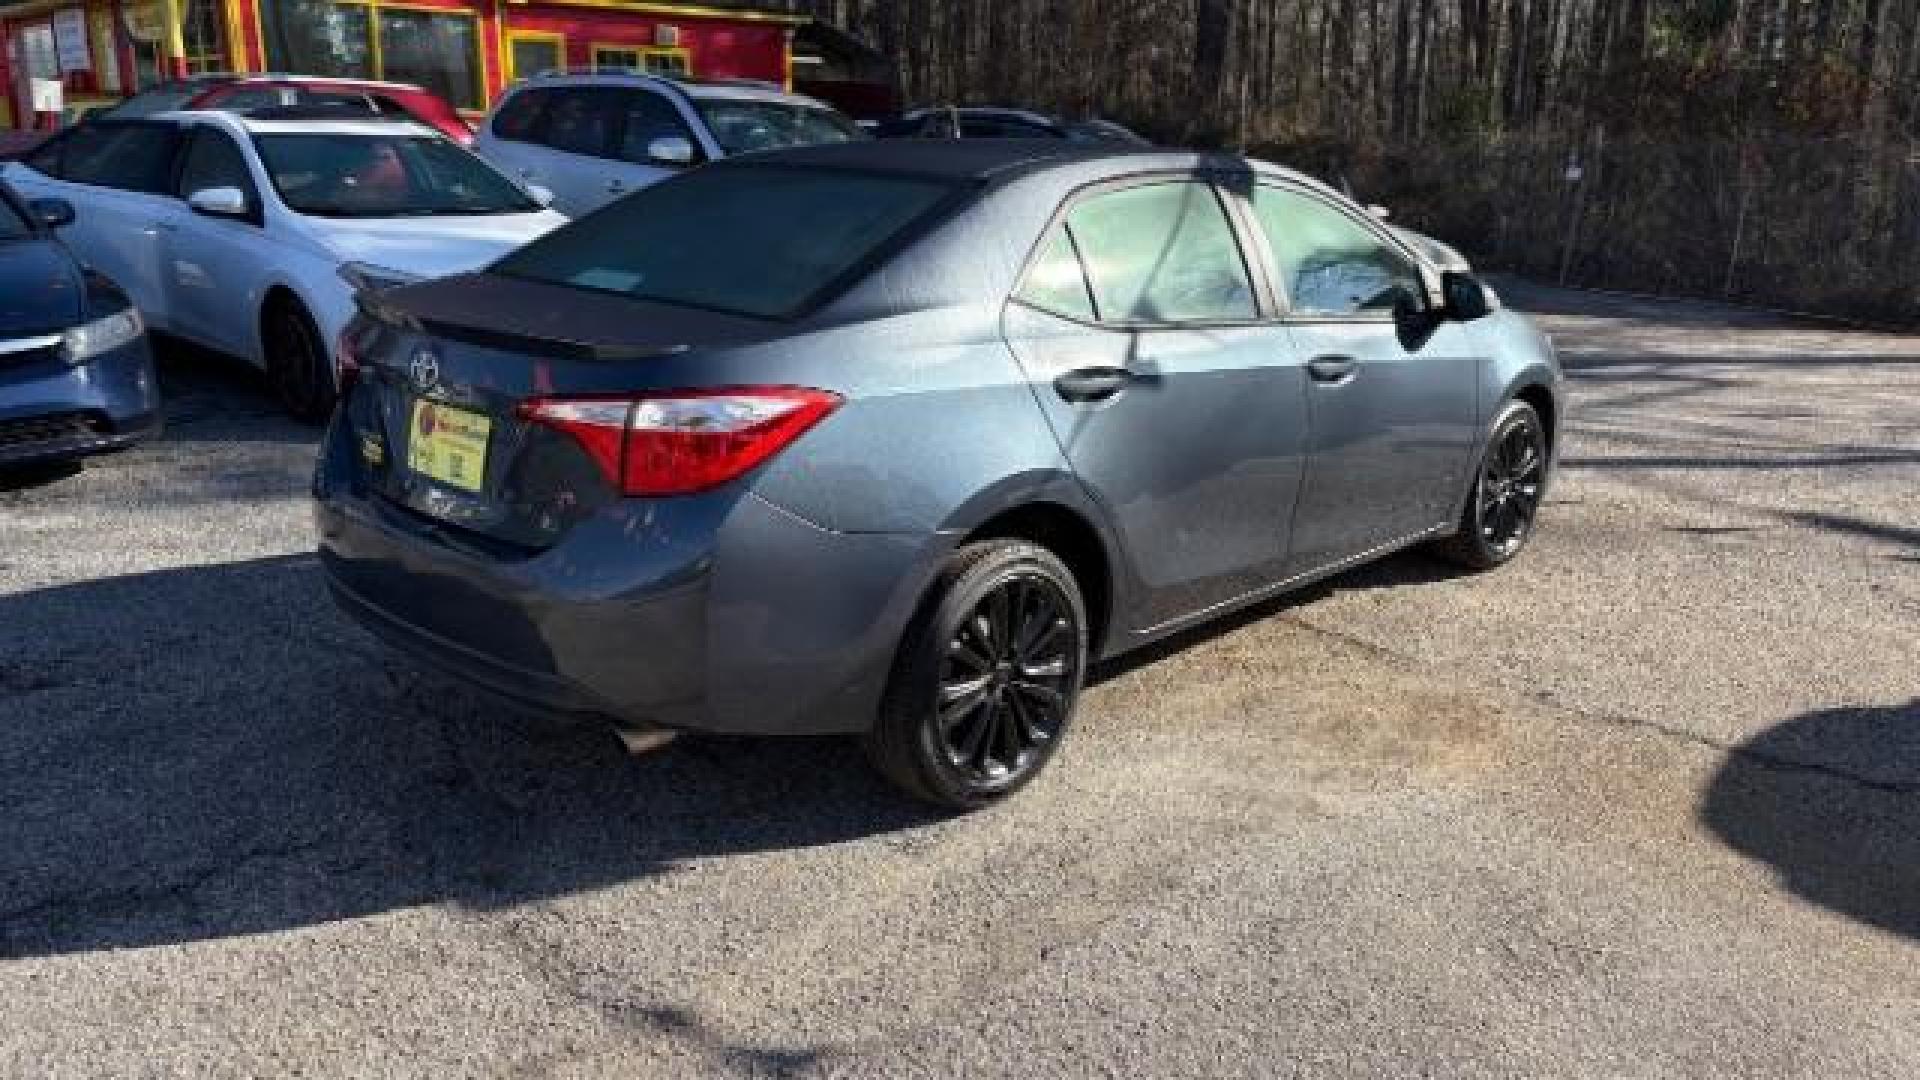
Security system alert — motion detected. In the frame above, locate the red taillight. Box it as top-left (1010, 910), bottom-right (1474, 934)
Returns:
top-left (518, 387), bottom-right (841, 497)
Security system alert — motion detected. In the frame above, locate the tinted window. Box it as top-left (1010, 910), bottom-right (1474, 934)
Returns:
top-left (1017, 226), bottom-right (1096, 321)
top-left (1250, 186), bottom-right (1424, 316)
top-left (177, 129), bottom-right (257, 205)
top-left (691, 99), bottom-right (865, 156)
top-left (491, 87), bottom-right (549, 141)
top-left (494, 166), bottom-right (956, 319)
top-left (254, 133), bottom-right (537, 217)
top-left (1065, 182), bottom-right (1256, 323)
top-left (59, 123), bottom-right (184, 194)
top-left (615, 89), bottom-right (696, 163)
top-left (541, 87), bottom-right (622, 157)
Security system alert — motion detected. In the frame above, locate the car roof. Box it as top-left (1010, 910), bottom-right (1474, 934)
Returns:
top-left (502, 71), bottom-right (832, 110)
top-left (721, 138), bottom-right (1330, 191)
top-left (156, 110), bottom-right (439, 139)
top-left (905, 106), bottom-right (1058, 126)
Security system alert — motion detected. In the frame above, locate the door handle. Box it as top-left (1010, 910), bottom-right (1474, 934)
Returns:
top-left (1054, 366), bottom-right (1134, 403)
top-left (1307, 355), bottom-right (1359, 384)
top-left (607, 179), bottom-right (627, 194)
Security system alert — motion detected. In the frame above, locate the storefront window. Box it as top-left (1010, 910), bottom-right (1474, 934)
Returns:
top-left (180, 0), bottom-right (229, 75)
top-left (262, 2), bottom-right (479, 110)
top-left (379, 8), bottom-right (480, 109)
top-left (261, 1), bottom-right (373, 81)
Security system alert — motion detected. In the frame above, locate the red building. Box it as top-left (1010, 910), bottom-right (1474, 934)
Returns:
top-left (2, 0), bottom-right (808, 131)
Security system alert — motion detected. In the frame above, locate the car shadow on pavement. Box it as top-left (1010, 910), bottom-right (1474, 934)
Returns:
top-left (0, 554), bottom-right (938, 960)
top-left (1699, 699), bottom-right (1920, 942)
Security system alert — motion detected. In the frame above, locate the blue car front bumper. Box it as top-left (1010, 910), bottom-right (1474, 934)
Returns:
top-left (0, 337), bottom-right (159, 466)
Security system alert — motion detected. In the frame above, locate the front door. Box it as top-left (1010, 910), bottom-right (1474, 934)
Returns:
top-left (1002, 178), bottom-right (1310, 632)
top-left (164, 125), bottom-right (274, 357)
top-left (1243, 184), bottom-right (1482, 574)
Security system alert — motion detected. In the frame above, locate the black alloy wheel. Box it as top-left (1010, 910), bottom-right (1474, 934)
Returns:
top-left (867, 539), bottom-right (1088, 810)
top-left (267, 299), bottom-right (336, 423)
top-left (1438, 400), bottom-right (1548, 570)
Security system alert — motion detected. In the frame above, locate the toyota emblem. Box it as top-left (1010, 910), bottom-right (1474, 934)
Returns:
top-left (409, 348), bottom-right (440, 393)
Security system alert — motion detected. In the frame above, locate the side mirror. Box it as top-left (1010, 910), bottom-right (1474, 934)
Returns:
top-left (525, 183), bottom-right (555, 208)
top-left (646, 135), bottom-right (695, 168)
top-left (187, 186), bottom-right (250, 220)
top-left (1442, 271), bottom-right (1493, 322)
top-left (28, 197), bottom-right (74, 229)
top-left (1366, 204), bottom-right (1391, 220)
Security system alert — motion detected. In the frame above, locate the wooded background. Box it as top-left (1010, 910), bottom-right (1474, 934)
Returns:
top-left (786, 1), bottom-right (1920, 323)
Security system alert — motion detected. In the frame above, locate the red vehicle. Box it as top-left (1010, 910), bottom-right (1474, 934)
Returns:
top-left (1, 74), bottom-right (472, 159)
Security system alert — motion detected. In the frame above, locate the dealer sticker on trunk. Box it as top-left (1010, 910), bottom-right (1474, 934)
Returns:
top-left (407, 399), bottom-right (491, 493)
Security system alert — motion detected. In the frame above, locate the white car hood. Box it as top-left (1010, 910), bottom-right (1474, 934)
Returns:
top-left (314, 209), bottom-right (568, 280)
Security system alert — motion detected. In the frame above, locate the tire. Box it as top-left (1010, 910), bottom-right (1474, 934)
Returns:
top-left (864, 539), bottom-right (1089, 811)
top-left (265, 297), bottom-right (336, 423)
top-left (1434, 399), bottom-right (1548, 571)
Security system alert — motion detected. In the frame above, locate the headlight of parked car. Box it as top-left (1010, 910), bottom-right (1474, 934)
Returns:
top-left (62, 307), bottom-right (144, 363)
top-left (339, 262), bottom-right (425, 294)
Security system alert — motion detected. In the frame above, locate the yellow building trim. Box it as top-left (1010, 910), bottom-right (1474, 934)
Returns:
top-left (504, 29), bottom-right (564, 81)
top-left (223, 0), bottom-right (246, 70)
top-left (503, 0), bottom-right (808, 26)
top-left (641, 45), bottom-right (690, 75)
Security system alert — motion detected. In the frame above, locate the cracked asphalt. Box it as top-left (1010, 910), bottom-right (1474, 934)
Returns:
top-left (2, 282), bottom-right (1916, 1076)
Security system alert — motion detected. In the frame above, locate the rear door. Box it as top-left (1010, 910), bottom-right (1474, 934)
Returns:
top-left (1001, 176), bottom-right (1311, 632)
top-left (1243, 183), bottom-right (1482, 574)
top-left (9, 121), bottom-right (185, 327)
top-left (503, 86), bottom-right (627, 217)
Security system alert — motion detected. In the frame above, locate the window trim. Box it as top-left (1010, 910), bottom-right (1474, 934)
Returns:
top-left (640, 46), bottom-right (693, 77)
top-left (1010, 170), bottom-right (1276, 332)
top-left (505, 29), bottom-right (566, 81)
top-left (591, 43), bottom-right (643, 73)
top-left (1241, 180), bottom-right (1439, 325)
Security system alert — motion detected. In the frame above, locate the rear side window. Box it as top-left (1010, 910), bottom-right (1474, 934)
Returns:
top-left (493, 166), bottom-right (958, 319)
top-left (1016, 227), bottom-right (1096, 321)
top-left (1249, 186), bottom-right (1424, 317)
top-left (55, 123), bottom-right (183, 193)
top-left (491, 87), bottom-right (549, 142)
top-left (540, 87), bottom-right (623, 158)
top-left (1064, 181), bottom-right (1257, 323)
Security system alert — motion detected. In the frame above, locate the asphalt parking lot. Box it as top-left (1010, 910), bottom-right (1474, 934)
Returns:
top-left (2, 280), bottom-right (1916, 1077)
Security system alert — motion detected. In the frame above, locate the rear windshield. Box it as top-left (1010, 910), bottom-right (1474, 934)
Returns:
top-left (96, 86), bottom-right (203, 120)
top-left (491, 166), bottom-right (959, 320)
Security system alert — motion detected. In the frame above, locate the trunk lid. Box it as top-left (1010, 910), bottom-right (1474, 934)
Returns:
top-left (342, 272), bottom-right (787, 551)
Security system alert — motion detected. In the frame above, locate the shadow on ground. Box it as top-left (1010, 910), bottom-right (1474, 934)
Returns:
top-left (1700, 699), bottom-right (1920, 942)
top-left (0, 555), bottom-right (937, 959)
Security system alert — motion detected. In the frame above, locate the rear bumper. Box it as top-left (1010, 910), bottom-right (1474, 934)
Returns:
top-left (0, 338), bottom-right (160, 466)
top-left (315, 471), bottom-right (938, 737)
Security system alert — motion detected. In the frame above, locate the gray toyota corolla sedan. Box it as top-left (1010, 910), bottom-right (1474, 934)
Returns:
top-left (315, 140), bottom-right (1564, 809)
